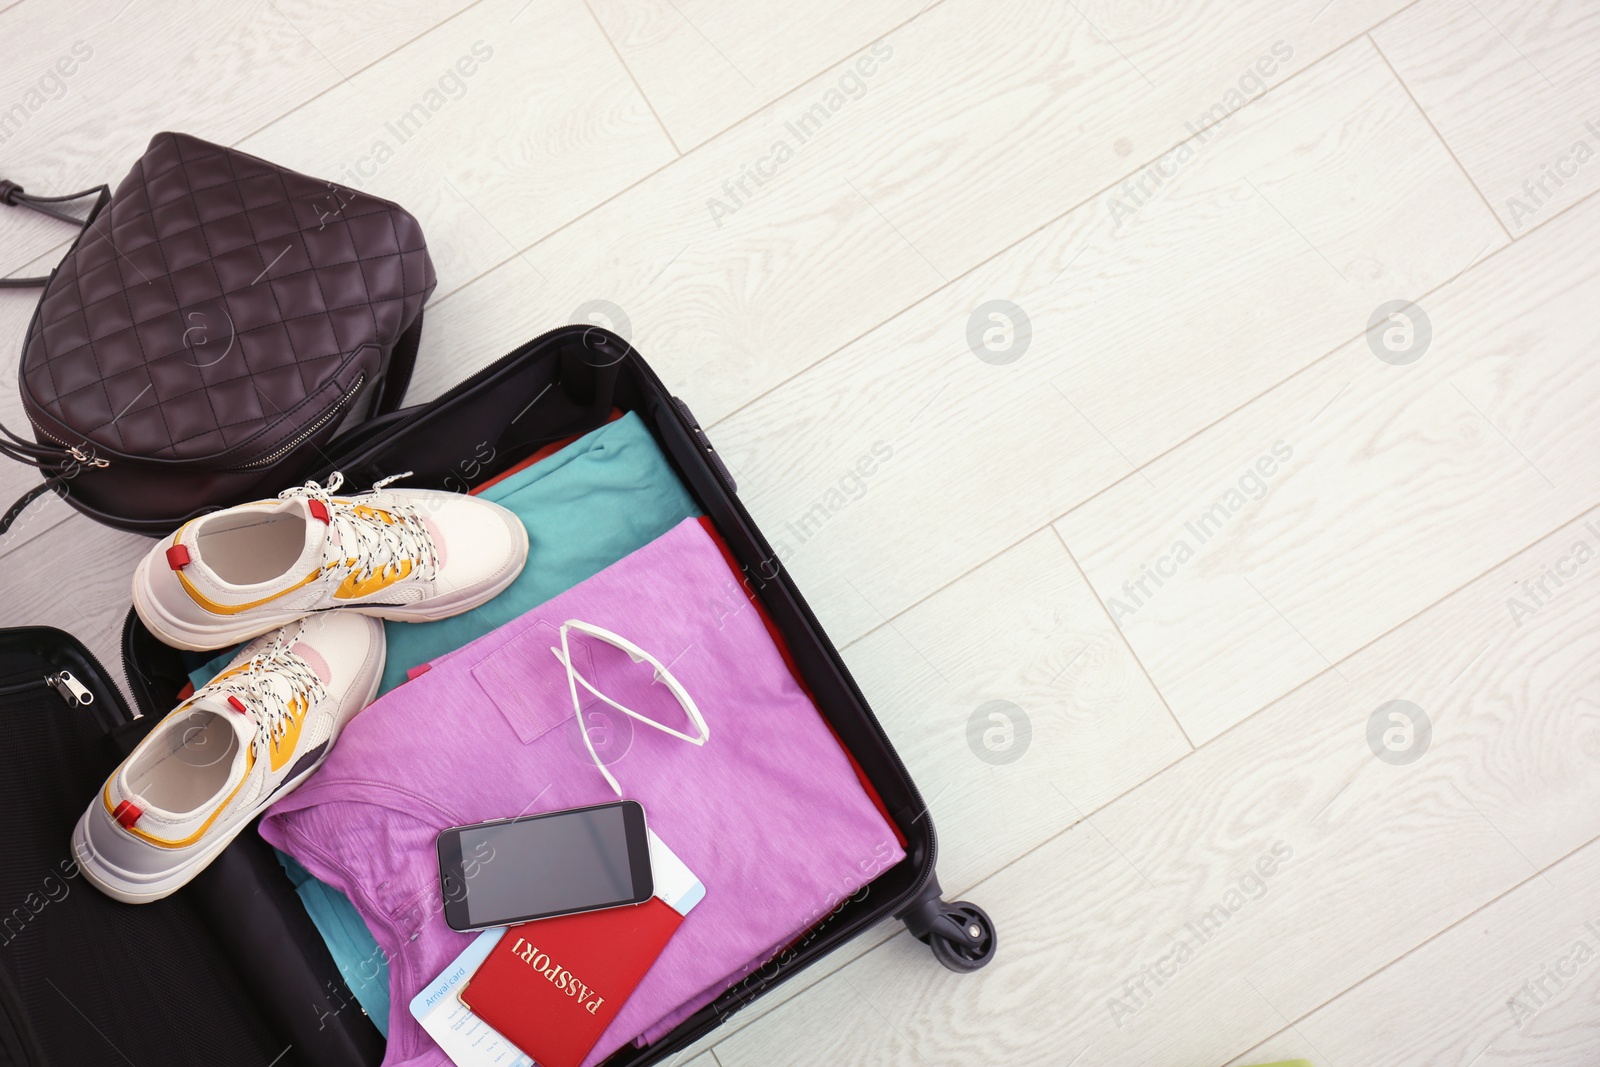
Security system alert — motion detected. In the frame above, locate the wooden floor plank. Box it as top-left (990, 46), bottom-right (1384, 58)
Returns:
top-left (407, 0), bottom-right (1416, 422)
top-left (1057, 187), bottom-right (1600, 743)
top-left (708, 37), bottom-right (1501, 649)
top-left (585, 0), bottom-right (926, 151)
top-left (1231, 835), bottom-right (1600, 1067)
top-left (1373, 0), bottom-right (1600, 238)
top-left (0, 0), bottom-right (474, 278)
top-left (269, 0), bottom-right (479, 76)
top-left (0, 515), bottom-right (152, 698)
top-left (838, 528), bottom-right (1189, 896)
top-left (235, 0), bottom-right (677, 302)
top-left (715, 502), bottom-right (1600, 1066)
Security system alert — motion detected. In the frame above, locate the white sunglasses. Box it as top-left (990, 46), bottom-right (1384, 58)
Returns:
top-left (549, 619), bottom-right (709, 796)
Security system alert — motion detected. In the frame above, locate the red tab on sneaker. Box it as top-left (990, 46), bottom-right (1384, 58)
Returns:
top-left (165, 544), bottom-right (191, 569)
top-left (112, 800), bottom-right (142, 828)
top-left (227, 695), bottom-right (248, 714)
top-left (308, 499), bottom-right (330, 524)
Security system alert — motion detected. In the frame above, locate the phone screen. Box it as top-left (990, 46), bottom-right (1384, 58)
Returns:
top-left (438, 801), bottom-right (652, 930)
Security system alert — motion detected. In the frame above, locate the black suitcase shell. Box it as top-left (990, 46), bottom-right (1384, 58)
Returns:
top-left (119, 326), bottom-right (994, 1065)
top-left (0, 625), bottom-right (383, 1067)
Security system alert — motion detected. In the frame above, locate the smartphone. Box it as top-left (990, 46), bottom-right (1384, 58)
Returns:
top-left (437, 800), bottom-right (654, 932)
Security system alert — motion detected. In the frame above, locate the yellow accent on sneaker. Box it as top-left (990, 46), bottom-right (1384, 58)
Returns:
top-left (101, 747), bottom-right (256, 850)
top-left (176, 566), bottom-right (324, 616)
top-left (269, 693), bottom-right (310, 772)
top-left (332, 559), bottom-right (413, 600)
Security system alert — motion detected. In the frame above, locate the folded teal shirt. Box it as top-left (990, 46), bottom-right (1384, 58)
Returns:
top-left (277, 851), bottom-right (392, 1036)
top-left (188, 412), bottom-right (700, 1035)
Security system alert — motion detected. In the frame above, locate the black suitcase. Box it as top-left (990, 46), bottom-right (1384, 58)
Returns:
top-left (0, 625), bottom-right (383, 1067)
top-left (116, 325), bottom-right (996, 1065)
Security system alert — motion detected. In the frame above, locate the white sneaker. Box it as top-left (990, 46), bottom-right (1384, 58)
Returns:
top-left (73, 613), bottom-right (385, 903)
top-left (133, 472), bottom-right (529, 651)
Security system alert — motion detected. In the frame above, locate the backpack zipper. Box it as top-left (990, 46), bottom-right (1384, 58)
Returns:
top-left (25, 374), bottom-right (366, 473)
top-left (21, 416), bottom-right (105, 468)
top-left (226, 373), bottom-right (365, 470)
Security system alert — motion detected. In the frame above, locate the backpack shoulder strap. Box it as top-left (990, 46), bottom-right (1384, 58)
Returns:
top-left (0, 180), bottom-right (110, 289)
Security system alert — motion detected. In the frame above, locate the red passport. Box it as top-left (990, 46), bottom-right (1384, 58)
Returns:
top-left (458, 897), bottom-right (684, 1067)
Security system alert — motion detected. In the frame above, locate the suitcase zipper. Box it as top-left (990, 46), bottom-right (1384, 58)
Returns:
top-left (49, 671), bottom-right (95, 705)
top-left (0, 670), bottom-right (95, 706)
top-left (337, 327), bottom-right (580, 443)
top-left (774, 547), bottom-right (936, 886)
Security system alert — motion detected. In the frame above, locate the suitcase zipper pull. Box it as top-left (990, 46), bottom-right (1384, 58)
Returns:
top-left (47, 671), bottom-right (94, 706)
top-left (0, 671), bottom-right (93, 705)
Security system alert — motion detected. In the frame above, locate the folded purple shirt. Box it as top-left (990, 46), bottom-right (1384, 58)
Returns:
top-left (261, 518), bottom-right (904, 1067)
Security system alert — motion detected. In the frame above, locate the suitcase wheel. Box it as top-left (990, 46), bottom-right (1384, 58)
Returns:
top-left (897, 874), bottom-right (997, 972)
top-left (926, 900), bottom-right (996, 973)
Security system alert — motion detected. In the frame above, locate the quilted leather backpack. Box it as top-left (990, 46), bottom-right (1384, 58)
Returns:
top-left (0, 132), bottom-right (435, 536)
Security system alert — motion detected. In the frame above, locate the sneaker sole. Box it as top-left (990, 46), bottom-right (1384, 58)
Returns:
top-left (131, 550), bottom-right (313, 652)
top-left (72, 800), bottom-right (267, 903)
top-left (132, 508), bottom-right (530, 650)
top-left (71, 645), bottom-right (385, 903)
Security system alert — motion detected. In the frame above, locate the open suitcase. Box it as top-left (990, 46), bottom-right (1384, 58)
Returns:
top-left (0, 625), bottom-right (386, 1067)
top-left (21, 325), bottom-right (994, 1066)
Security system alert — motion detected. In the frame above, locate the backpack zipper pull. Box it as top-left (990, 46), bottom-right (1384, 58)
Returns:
top-left (47, 671), bottom-right (94, 706)
top-left (67, 445), bottom-right (109, 469)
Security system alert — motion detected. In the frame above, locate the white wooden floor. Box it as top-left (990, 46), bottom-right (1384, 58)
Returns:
top-left (5, 1), bottom-right (1600, 1065)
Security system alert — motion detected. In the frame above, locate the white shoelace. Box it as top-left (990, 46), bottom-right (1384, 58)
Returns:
top-left (195, 631), bottom-right (327, 755)
top-left (280, 471), bottom-right (440, 592)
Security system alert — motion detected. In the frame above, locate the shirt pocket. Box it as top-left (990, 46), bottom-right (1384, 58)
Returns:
top-left (470, 618), bottom-right (590, 745)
